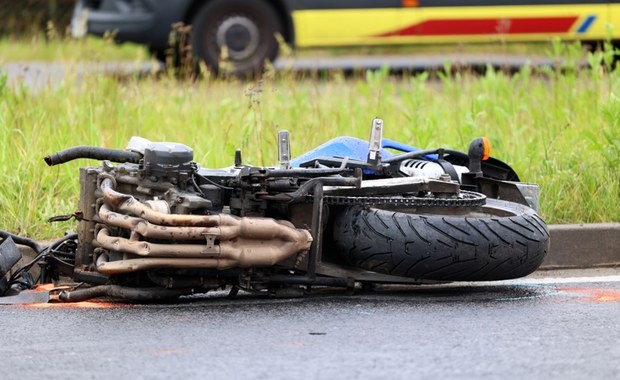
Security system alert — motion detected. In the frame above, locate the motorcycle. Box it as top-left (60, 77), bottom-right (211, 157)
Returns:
top-left (0, 118), bottom-right (549, 302)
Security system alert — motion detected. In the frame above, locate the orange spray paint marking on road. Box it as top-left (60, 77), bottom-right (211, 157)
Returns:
top-left (560, 287), bottom-right (620, 302)
top-left (24, 302), bottom-right (123, 309)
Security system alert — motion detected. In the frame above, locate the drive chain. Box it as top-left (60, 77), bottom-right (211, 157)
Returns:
top-left (309, 190), bottom-right (487, 208)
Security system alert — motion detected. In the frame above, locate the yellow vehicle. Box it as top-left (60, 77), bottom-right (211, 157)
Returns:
top-left (72, 0), bottom-right (619, 74)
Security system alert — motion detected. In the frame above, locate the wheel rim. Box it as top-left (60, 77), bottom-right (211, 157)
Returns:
top-left (215, 15), bottom-right (260, 61)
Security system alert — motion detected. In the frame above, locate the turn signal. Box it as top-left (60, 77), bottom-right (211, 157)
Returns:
top-left (481, 136), bottom-right (490, 161)
top-left (467, 137), bottom-right (491, 174)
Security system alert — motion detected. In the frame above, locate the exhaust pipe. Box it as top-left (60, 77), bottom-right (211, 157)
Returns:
top-left (57, 285), bottom-right (188, 302)
top-left (95, 178), bottom-right (313, 274)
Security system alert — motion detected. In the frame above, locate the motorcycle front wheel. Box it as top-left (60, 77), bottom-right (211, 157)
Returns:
top-left (330, 199), bottom-right (549, 281)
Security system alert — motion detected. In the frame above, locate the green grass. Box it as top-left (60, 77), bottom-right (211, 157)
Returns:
top-left (0, 36), bottom-right (148, 63)
top-left (0, 42), bottom-right (619, 239)
top-left (0, 33), bottom-right (554, 63)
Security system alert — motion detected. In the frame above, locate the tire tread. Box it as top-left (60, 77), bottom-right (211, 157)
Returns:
top-left (331, 199), bottom-right (549, 281)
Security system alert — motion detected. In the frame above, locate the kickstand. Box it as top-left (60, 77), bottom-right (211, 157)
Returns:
top-left (227, 285), bottom-right (240, 299)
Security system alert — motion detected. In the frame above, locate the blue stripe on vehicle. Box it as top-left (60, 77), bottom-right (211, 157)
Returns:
top-left (577, 15), bottom-right (596, 34)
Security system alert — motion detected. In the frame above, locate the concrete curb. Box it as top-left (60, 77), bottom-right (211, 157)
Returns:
top-left (12, 223), bottom-right (620, 273)
top-left (542, 223), bottom-right (620, 269)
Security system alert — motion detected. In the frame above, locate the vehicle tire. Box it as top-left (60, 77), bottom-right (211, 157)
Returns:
top-left (331, 199), bottom-right (550, 281)
top-left (191, 0), bottom-right (282, 76)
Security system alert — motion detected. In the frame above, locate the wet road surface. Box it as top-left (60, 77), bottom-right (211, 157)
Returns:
top-left (2, 269), bottom-right (620, 379)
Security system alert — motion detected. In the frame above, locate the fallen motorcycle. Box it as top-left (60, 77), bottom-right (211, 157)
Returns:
top-left (0, 118), bottom-right (549, 302)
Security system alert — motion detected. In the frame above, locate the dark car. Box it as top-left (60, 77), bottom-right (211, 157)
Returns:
top-left (72, 0), bottom-right (291, 75)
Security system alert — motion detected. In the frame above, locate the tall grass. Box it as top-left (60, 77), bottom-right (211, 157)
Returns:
top-left (0, 35), bottom-right (549, 63)
top-left (0, 46), bottom-right (618, 239)
top-left (0, 36), bottom-right (147, 62)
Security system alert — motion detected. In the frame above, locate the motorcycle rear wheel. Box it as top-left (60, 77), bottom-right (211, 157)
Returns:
top-left (331, 199), bottom-right (549, 281)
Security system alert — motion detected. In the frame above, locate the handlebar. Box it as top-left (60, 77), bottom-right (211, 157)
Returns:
top-left (44, 146), bottom-right (142, 166)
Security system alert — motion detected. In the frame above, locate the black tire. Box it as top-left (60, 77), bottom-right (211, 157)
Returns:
top-left (331, 199), bottom-right (550, 281)
top-left (191, 0), bottom-right (282, 76)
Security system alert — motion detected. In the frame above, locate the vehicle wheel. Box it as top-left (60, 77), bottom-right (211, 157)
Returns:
top-left (330, 199), bottom-right (550, 281)
top-left (191, 0), bottom-right (282, 76)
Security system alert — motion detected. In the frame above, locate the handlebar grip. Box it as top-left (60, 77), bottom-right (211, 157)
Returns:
top-left (44, 146), bottom-right (142, 166)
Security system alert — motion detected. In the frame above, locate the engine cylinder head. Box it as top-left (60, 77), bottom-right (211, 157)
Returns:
top-left (143, 142), bottom-right (194, 181)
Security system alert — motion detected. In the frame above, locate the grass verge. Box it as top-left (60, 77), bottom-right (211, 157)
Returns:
top-left (0, 33), bottom-right (554, 63)
top-left (0, 35), bottom-right (148, 63)
top-left (0, 45), bottom-right (619, 239)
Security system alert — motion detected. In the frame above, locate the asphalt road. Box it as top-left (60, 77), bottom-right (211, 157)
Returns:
top-left (2, 269), bottom-right (619, 380)
top-left (1, 53), bottom-right (555, 90)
